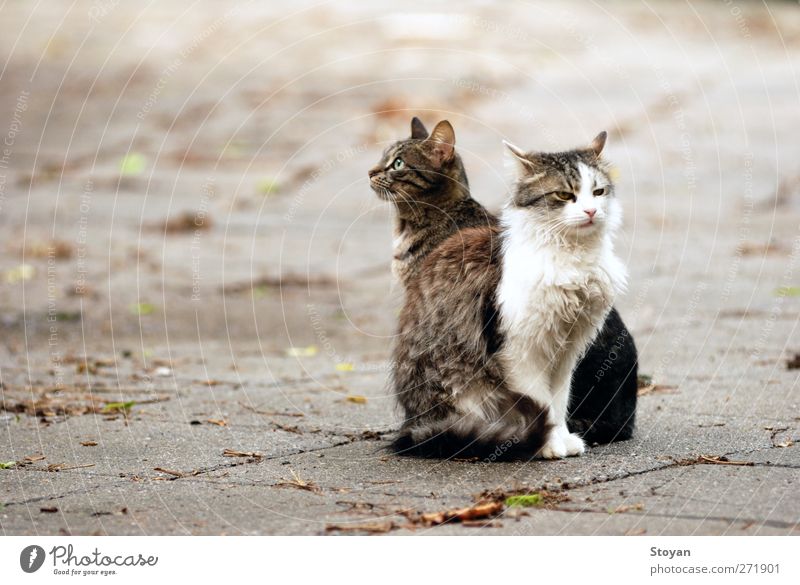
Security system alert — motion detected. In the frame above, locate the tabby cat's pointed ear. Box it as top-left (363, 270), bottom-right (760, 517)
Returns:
top-left (410, 117), bottom-right (429, 140)
top-left (503, 140), bottom-right (533, 178)
top-left (590, 131), bottom-right (607, 156)
top-left (427, 120), bottom-right (455, 165)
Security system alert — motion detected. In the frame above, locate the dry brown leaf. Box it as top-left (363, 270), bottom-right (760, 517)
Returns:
top-left (271, 421), bottom-right (301, 434)
top-left (609, 503), bottom-right (644, 514)
top-left (206, 419), bottom-right (227, 427)
top-left (417, 501), bottom-right (504, 526)
top-left (80, 441), bottom-right (98, 447)
top-left (163, 211), bottom-right (212, 234)
top-left (26, 240), bottom-right (74, 259)
top-left (274, 469), bottom-right (322, 494)
top-left (345, 395), bottom-right (368, 404)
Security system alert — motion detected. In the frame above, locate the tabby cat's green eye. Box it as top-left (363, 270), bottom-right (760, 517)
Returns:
top-left (392, 158), bottom-right (405, 170)
top-left (554, 191), bottom-right (574, 201)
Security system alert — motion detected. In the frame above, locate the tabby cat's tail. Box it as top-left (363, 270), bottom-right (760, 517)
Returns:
top-left (390, 398), bottom-right (551, 461)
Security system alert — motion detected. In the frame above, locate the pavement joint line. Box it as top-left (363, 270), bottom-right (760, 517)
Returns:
top-left (609, 510), bottom-right (799, 532)
top-left (1, 480), bottom-right (131, 509)
top-left (1, 435), bottom-right (383, 483)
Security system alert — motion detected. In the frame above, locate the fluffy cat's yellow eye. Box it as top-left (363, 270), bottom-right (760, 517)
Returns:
top-left (593, 187), bottom-right (606, 196)
top-left (554, 191), bottom-right (574, 201)
top-left (392, 158), bottom-right (405, 170)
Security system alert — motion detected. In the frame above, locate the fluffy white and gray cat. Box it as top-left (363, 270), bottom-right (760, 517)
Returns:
top-left (392, 132), bottom-right (627, 459)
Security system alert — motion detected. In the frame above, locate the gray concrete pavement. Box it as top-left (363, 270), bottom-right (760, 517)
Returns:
top-left (1, 0), bottom-right (799, 535)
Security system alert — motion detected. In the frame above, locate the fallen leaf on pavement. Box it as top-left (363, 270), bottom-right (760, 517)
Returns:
top-left (479, 488), bottom-right (570, 510)
top-left (163, 211), bottom-right (211, 233)
top-left (5, 264), bottom-right (35, 284)
top-left (271, 421), bottom-right (301, 434)
top-left (775, 286), bottom-right (800, 297)
top-left (608, 503), bottom-right (644, 514)
top-left (274, 469), bottom-right (322, 494)
top-left (119, 153), bottom-right (146, 176)
top-left (102, 401), bottom-right (136, 414)
top-left (286, 346), bottom-right (317, 357)
top-left (345, 395), bottom-right (368, 404)
top-left (505, 494), bottom-right (542, 507)
top-left (130, 302), bottom-right (156, 316)
top-left (416, 500), bottom-right (503, 526)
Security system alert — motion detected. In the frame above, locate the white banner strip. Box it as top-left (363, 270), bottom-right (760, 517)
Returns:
top-left (1, 536), bottom-right (797, 584)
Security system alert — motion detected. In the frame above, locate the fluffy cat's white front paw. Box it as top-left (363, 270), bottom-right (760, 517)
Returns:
top-left (563, 432), bottom-right (585, 456)
top-left (541, 426), bottom-right (584, 459)
top-left (540, 434), bottom-right (568, 459)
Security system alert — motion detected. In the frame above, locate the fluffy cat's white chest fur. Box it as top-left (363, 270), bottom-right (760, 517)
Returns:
top-left (497, 208), bottom-right (627, 364)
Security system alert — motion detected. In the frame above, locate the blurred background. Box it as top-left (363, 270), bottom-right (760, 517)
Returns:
top-left (0, 1), bottom-right (799, 535)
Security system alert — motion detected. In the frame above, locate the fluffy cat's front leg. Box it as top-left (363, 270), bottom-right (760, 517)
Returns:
top-left (541, 357), bottom-right (585, 459)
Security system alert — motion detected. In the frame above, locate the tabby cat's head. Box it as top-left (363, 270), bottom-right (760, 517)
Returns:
top-left (368, 118), bottom-right (468, 209)
top-left (504, 132), bottom-right (621, 238)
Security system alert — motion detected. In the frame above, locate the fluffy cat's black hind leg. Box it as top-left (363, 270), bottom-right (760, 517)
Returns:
top-left (568, 307), bottom-right (638, 445)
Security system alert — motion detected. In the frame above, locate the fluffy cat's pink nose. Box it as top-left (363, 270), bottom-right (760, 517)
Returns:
top-left (584, 208), bottom-right (597, 218)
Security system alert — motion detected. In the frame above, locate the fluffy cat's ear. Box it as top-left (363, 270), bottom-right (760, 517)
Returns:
top-left (427, 120), bottom-right (455, 166)
top-left (590, 131), bottom-right (607, 156)
top-left (410, 117), bottom-right (429, 140)
top-left (503, 140), bottom-right (533, 178)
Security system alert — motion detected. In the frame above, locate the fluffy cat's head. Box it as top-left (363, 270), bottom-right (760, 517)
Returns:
top-left (368, 118), bottom-right (468, 210)
top-left (503, 132), bottom-right (621, 240)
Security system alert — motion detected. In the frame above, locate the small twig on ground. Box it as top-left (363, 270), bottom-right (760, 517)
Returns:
top-left (222, 448), bottom-right (263, 459)
top-left (153, 467), bottom-right (190, 478)
top-left (239, 402), bottom-right (304, 417)
top-left (697, 455), bottom-right (754, 466)
top-left (46, 463), bottom-right (95, 472)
